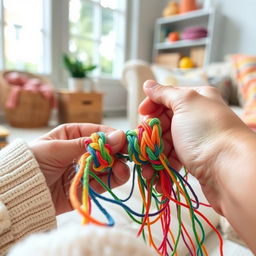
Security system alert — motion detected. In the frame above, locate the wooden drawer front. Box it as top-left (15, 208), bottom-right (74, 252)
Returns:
top-left (58, 92), bottom-right (103, 124)
top-left (66, 93), bottom-right (102, 112)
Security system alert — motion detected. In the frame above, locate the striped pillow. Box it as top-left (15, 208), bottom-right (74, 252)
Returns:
top-left (232, 54), bottom-right (256, 100)
top-left (232, 54), bottom-right (256, 130)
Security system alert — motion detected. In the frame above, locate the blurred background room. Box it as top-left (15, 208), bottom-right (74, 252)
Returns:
top-left (0, 1), bottom-right (255, 255)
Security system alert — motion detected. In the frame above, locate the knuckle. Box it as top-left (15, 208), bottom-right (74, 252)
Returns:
top-left (182, 89), bottom-right (198, 101)
top-left (57, 123), bottom-right (67, 130)
top-left (205, 85), bottom-right (219, 94)
top-left (155, 84), bottom-right (169, 94)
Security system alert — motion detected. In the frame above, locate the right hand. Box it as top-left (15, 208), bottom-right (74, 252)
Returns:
top-left (139, 80), bottom-right (253, 214)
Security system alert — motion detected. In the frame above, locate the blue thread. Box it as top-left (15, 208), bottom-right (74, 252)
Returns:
top-left (167, 163), bottom-right (199, 209)
top-left (89, 187), bottom-right (114, 226)
top-left (87, 146), bottom-right (100, 168)
top-left (89, 187), bottom-right (168, 218)
top-left (107, 164), bottom-right (137, 203)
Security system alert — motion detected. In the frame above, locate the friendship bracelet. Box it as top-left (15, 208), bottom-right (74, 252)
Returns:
top-left (69, 118), bottom-right (223, 256)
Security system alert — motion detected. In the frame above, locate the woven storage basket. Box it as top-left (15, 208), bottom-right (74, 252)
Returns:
top-left (0, 71), bottom-right (52, 128)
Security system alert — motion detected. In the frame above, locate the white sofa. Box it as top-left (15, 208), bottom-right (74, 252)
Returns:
top-left (122, 59), bottom-right (244, 129)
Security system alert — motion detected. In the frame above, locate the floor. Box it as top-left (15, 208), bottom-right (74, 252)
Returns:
top-left (1, 116), bottom-right (253, 256)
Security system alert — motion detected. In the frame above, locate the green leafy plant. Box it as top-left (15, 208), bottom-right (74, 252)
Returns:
top-left (63, 54), bottom-right (97, 78)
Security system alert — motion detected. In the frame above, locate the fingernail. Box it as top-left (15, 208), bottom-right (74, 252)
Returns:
top-left (144, 80), bottom-right (157, 89)
top-left (107, 130), bottom-right (124, 146)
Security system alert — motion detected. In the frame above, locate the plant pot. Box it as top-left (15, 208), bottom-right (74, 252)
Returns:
top-left (68, 77), bottom-right (93, 92)
top-left (180, 0), bottom-right (197, 13)
top-left (84, 78), bottom-right (93, 92)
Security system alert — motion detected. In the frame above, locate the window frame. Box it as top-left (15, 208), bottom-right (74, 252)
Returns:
top-left (0, 0), bottom-right (52, 74)
top-left (68, 0), bottom-right (128, 79)
top-left (0, 0), bottom-right (128, 87)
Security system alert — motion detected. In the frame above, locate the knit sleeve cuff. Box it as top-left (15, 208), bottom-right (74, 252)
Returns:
top-left (0, 139), bottom-right (56, 255)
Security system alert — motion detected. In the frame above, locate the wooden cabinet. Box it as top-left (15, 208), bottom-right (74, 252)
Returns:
top-left (57, 91), bottom-right (103, 124)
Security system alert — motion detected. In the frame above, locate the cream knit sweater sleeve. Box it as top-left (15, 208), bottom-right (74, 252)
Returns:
top-left (0, 140), bottom-right (56, 256)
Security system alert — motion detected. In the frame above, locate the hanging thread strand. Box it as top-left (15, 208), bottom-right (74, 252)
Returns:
top-left (69, 118), bottom-right (224, 256)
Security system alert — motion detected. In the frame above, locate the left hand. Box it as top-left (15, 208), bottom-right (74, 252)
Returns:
top-left (30, 123), bottom-right (130, 215)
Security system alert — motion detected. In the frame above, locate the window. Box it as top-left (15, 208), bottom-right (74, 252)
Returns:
top-left (69, 0), bottom-right (127, 78)
top-left (0, 0), bottom-right (127, 81)
top-left (2, 0), bottom-right (50, 73)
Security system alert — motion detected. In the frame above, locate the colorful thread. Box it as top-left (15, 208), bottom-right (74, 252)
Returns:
top-left (69, 118), bottom-right (224, 256)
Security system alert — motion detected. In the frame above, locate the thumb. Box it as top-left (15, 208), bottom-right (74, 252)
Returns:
top-left (54, 137), bottom-right (86, 161)
top-left (60, 129), bottom-right (126, 160)
top-left (143, 80), bottom-right (184, 110)
top-left (106, 129), bottom-right (126, 153)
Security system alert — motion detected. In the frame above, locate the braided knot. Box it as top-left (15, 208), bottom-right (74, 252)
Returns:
top-left (126, 118), bottom-right (164, 170)
top-left (84, 132), bottom-right (114, 172)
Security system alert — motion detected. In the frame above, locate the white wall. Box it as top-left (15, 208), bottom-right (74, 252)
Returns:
top-left (211, 0), bottom-right (256, 61)
top-left (128, 0), bottom-right (166, 61)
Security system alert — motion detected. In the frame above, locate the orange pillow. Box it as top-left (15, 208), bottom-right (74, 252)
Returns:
top-left (231, 54), bottom-right (256, 130)
top-left (232, 54), bottom-right (256, 100)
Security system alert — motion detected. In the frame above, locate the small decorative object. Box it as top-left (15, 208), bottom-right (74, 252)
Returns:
top-left (168, 31), bottom-right (180, 42)
top-left (180, 0), bottom-right (197, 14)
top-left (156, 53), bottom-right (181, 68)
top-left (0, 126), bottom-right (9, 149)
top-left (179, 56), bottom-right (194, 69)
top-left (182, 26), bottom-right (208, 40)
top-left (69, 118), bottom-right (224, 255)
top-left (63, 54), bottom-right (97, 92)
top-left (162, 1), bottom-right (179, 17)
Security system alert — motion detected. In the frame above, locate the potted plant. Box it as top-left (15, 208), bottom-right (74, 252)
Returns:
top-left (63, 54), bottom-right (97, 92)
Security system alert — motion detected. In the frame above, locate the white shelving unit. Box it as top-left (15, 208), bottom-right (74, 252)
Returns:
top-left (156, 38), bottom-right (209, 50)
top-left (153, 8), bottom-right (215, 67)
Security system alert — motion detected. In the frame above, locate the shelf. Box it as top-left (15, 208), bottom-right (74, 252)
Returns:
top-left (157, 9), bottom-right (212, 25)
top-left (156, 38), bottom-right (209, 50)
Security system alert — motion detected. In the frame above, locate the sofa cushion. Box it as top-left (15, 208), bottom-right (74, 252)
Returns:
top-left (208, 76), bottom-right (232, 104)
top-left (151, 64), bottom-right (208, 87)
top-left (231, 54), bottom-right (256, 130)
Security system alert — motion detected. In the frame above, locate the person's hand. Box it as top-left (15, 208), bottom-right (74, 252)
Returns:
top-left (139, 80), bottom-right (253, 214)
top-left (30, 123), bottom-right (130, 215)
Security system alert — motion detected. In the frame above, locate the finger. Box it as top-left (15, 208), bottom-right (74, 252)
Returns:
top-left (41, 123), bottom-right (116, 140)
top-left (142, 164), bottom-right (155, 180)
top-left (106, 129), bottom-right (126, 154)
top-left (168, 156), bottom-right (182, 171)
top-left (89, 160), bottom-right (130, 193)
top-left (55, 129), bottom-right (127, 165)
top-left (139, 97), bottom-right (165, 116)
top-left (180, 85), bottom-right (224, 101)
top-left (143, 80), bottom-right (199, 111)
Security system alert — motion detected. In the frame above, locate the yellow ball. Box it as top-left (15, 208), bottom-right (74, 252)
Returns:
top-left (179, 57), bottom-right (194, 69)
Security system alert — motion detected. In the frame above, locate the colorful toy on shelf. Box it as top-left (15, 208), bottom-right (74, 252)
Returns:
top-left (168, 31), bottom-right (180, 42)
top-left (180, 0), bottom-right (197, 13)
top-left (0, 126), bottom-right (9, 149)
top-left (182, 26), bottom-right (208, 40)
top-left (179, 56), bottom-right (194, 69)
top-left (162, 1), bottom-right (179, 17)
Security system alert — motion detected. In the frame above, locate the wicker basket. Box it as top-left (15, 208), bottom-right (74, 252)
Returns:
top-left (0, 71), bottom-right (52, 128)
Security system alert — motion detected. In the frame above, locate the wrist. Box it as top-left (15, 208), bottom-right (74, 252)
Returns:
top-left (201, 127), bottom-right (256, 213)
